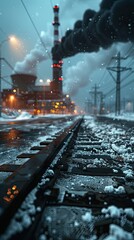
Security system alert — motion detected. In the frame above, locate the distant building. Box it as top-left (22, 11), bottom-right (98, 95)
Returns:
top-left (2, 73), bottom-right (75, 115)
top-left (2, 5), bottom-right (75, 115)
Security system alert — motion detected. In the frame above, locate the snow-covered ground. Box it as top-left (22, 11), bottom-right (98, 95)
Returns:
top-left (0, 110), bottom-right (32, 121)
top-left (0, 110), bottom-right (74, 121)
top-left (0, 109), bottom-right (134, 122)
top-left (105, 112), bottom-right (134, 121)
top-left (0, 113), bottom-right (133, 240)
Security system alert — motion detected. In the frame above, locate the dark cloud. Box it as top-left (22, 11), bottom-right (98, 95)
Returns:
top-left (74, 20), bottom-right (83, 29)
top-left (100, 0), bottom-right (118, 10)
top-left (96, 11), bottom-right (117, 47)
top-left (82, 9), bottom-right (96, 27)
top-left (111, 0), bottom-right (134, 42)
top-left (52, 0), bottom-right (134, 60)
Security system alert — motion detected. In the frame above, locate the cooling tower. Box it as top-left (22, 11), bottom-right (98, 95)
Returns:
top-left (11, 73), bottom-right (37, 92)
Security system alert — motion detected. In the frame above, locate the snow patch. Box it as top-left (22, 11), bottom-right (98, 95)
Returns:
top-left (103, 224), bottom-right (133, 240)
top-left (82, 211), bottom-right (92, 222)
top-left (104, 185), bottom-right (125, 194)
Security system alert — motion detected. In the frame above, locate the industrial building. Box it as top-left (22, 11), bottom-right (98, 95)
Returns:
top-left (2, 5), bottom-right (75, 115)
top-left (2, 73), bottom-right (75, 115)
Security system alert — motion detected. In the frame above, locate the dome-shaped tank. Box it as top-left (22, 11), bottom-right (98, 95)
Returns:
top-left (11, 73), bottom-right (37, 92)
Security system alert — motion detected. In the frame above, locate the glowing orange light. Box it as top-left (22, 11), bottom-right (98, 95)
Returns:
top-left (9, 95), bottom-right (15, 102)
top-left (7, 190), bottom-right (11, 195)
top-left (8, 35), bottom-right (24, 58)
top-left (10, 194), bottom-right (14, 199)
top-left (14, 190), bottom-right (19, 195)
top-left (3, 197), bottom-right (11, 202)
top-left (9, 36), bottom-right (17, 42)
top-left (12, 185), bottom-right (17, 190)
top-left (3, 185), bottom-right (19, 203)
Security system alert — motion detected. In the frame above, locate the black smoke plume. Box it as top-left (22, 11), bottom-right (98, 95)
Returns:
top-left (52, 0), bottom-right (134, 60)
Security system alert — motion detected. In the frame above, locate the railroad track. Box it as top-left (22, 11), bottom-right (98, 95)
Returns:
top-left (0, 116), bottom-right (134, 240)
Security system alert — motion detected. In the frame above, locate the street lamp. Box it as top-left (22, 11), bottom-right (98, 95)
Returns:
top-left (9, 94), bottom-right (15, 109)
top-left (0, 36), bottom-right (17, 117)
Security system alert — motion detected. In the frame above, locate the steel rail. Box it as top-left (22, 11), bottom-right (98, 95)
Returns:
top-left (0, 117), bottom-right (83, 234)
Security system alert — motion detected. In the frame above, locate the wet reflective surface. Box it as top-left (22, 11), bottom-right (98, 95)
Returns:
top-left (0, 117), bottom-right (75, 166)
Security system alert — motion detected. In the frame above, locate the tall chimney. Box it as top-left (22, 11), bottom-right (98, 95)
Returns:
top-left (51, 5), bottom-right (63, 97)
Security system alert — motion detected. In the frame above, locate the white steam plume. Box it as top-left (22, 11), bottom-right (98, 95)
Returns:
top-left (14, 31), bottom-right (52, 75)
top-left (63, 42), bottom-right (132, 96)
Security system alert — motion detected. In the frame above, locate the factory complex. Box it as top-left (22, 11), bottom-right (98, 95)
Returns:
top-left (2, 5), bottom-right (75, 115)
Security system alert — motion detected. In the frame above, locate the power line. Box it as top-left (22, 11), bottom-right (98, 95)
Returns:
top-left (125, 58), bottom-right (134, 68)
top-left (1, 58), bottom-right (15, 72)
top-left (123, 43), bottom-right (134, 69)
top-left (20, 0), bottom-right (51, 59)
top-left (97, 55), bottom-right (123, 94)
top-left (106, 78), bottom-right (134, 98)
top-left (124, 42), bottom-right (134, 57)
top-left (1, 77), bottom-right (13, 87)
top-left (121, 70), bottom-right (134, 83)
top-left (105, 87), bottom-right (115, 97)
top-left (97, 69), bottom-right (108, 87)
top-left (105, 77), bottom-right (134, 97)
top-left (122, 78), bottom-right (134, 90)
top-left (49, 0), bottom-right (54, 8)
top-left (97, 54), bottom-right (114, 86)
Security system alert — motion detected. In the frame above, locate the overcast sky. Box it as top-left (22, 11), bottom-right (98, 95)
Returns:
top-left (0, 0), bottom-right (134, 110)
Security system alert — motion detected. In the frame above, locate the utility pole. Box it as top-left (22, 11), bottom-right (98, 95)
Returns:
top-left (85, 99), bottom-right (92, 114)
top-left (107, 52), bottom-right (131, 116)
top-left (100, 92), bottom-right (105, 114)
top-left (89, 85), bottom-right (102, 115)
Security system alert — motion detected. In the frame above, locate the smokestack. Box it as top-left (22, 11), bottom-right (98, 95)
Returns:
top-left (52, 0), bottom-right (134, 59)
top-left (51, 5), bottom-right (63, 97)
